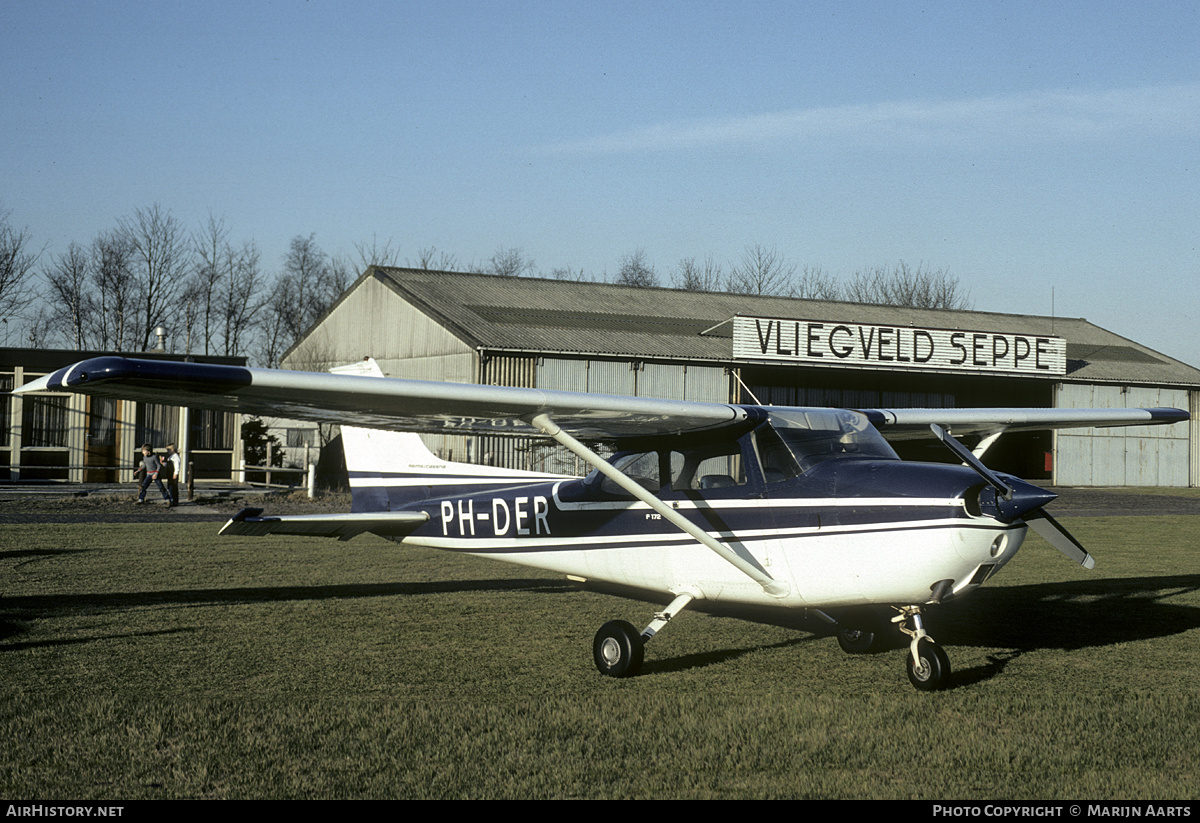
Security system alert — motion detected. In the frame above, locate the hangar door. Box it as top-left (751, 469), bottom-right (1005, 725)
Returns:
top-left (1055, 384), bottom-right (1191, 487)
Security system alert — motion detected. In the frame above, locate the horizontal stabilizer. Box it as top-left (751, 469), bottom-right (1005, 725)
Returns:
top-left (219, 507), bottom-right (429, 541)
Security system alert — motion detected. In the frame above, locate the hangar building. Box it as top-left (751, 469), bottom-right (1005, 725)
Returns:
top-left (282, 267), bottom-right (1200, 487)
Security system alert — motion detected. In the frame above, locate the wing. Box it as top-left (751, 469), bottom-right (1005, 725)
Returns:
top-left (15, 356), bottom-right (1187, 442)
top-left (862, 406), bottom-right (1189, 440)
top-left (14, 356), bottom-right (748, 440)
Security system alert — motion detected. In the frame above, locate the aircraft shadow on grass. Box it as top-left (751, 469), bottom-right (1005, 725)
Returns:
top-left (0, 578), bottom-right (571, 648)
top-left (4, 574), bottom-right (1198, 688)
top-left (0, 548), bottom-right (91, 562)
top-left (935, 573), bottom-right (1200, 650)
top-left (627, 573), bottom-right (1200, 682)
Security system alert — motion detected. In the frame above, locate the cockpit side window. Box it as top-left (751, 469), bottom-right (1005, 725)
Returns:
top-left (758, 409), bottom-right (899, 480)
top-left (669, 444), bottom-right (746, 491)
top-left (598, 450), bottom-right (661, 496)
top-left (595, 442), bottom-right (750, 498)
top-left (754, 424), bottom-right (802, 484)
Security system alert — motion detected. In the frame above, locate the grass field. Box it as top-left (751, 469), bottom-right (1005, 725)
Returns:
top-left (2, 516), bottom-right (1198, 799)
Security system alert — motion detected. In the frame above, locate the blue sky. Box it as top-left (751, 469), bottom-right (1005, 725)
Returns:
top-left (3, 1), bottom-right (1198, 365)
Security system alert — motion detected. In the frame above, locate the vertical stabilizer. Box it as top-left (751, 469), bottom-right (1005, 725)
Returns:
top-left (330, 358), bottom-right (571, 511)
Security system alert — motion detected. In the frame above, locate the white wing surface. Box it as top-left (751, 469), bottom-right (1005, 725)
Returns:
top-left (14, 356), bottom-right (1188, 441)
top-left (14, 356), bottom-right (747, 440)
top-left (863, 406), bottom-right (1189, 439)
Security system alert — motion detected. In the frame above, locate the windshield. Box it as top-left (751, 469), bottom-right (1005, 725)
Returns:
top-left (758, 409), bottom-right (899, 481)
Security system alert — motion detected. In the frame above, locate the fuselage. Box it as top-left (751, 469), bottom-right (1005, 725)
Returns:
top-left (385, 456), bottom-right (1028, 611)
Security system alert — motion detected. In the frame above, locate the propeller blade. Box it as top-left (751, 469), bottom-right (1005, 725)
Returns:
top-left (928, 422), bottom-right (1092, 568)
top-left (1023, 508), bottom-right (1096, 570)
top-left (930, 423), bottom-right (1012, 497)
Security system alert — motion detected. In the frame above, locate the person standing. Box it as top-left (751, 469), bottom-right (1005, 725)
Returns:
top-left (164, 442), bottom-right (182, 507)
top-left (136, 444), bottom-right (171, 504)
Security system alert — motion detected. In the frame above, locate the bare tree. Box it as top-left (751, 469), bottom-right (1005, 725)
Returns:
top-left (480, 247), bottom-right (536, 278)
top-left (254, 282), bottom-right (293, 368)
top-left (277, 233), bottom-right (339, 340)
top-left (845, 262), bottom-right (971, 310)
top-left (672, 256), bottom-right (724, 291)
top-left (353, 235), bottom-right (404, 270)
top-left (793, 264), bottom-right (843, 301)
top-left (411, 246), bottom-right (459, 271)
top-left (727, 244), bottom-right (796, 296)
top-left (255, 234), bottom-right (345, 366)
top-left (118, 204), bottom-right (192, 350)
top-left (189, 212), bottom-right (233, 355)
top-left (221, 240), bottom-right (265, 357)
top-left (24, 306), bottom-right (54, 348)
top-left (90, 229), bottom-right (139, 351)
top-left (0, 208), bottom-right (41, 326)
top-left (186, 215), bottom-right (269, 358)
top-left (325, 235), bottom-right (404, 294)
top-left (616, 248), bottom-right (657, 288)
top-left (328, 254), bottom-right (358, 303)
top-left (550, 266), bottom-right (598, 282)
top-left (42, 242), bottom-right (92, 349)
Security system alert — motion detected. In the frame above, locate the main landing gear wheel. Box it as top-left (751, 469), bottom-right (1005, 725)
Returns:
top-left (593, 620), bottom-right (644, 678)
top-left (836, 626), bottom-right (878, 654)
top-left (906, 637), bottom-right (952, 691)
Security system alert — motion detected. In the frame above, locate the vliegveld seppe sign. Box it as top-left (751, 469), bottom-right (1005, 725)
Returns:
top-left (732, 316), bottom-right (1066, 376)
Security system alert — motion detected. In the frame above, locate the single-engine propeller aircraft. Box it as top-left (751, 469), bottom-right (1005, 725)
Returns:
top-left (15, 356), bottom-right (1189, 690)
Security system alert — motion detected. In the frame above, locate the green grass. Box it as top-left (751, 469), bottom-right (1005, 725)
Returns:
top-left (2, 518), bottom-right (1198, 799)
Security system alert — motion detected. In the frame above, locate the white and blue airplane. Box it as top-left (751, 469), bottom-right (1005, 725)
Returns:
top-left (16, 355), bottom-right (1189, 690)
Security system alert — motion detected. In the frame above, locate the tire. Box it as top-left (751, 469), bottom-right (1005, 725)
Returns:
top-left (836, 626), bottom-right (878, 654)
top-left (906, 638), bottom-right (952, 691)
top-left (593, 620), bottom-right (644, 678)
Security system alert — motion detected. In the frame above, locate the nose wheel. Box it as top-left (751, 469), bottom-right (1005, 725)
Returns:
top-left (895, 606), bottom-right (952, 691)
top-left (906, 637), bottom-right (951, 690)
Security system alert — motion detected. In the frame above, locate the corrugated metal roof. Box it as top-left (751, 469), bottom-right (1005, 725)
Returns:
top-left (359, 267), bottom-right (1200, 387)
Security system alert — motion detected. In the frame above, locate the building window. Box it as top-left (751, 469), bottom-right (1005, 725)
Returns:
top-left (286, 428), bottom-right (315, 449)
top-left (22, 395), bottom-right (69, 448)
top-left (190, 409), bottom-right (234, 450)
top-left (137, 403), bottom-right (179, 447)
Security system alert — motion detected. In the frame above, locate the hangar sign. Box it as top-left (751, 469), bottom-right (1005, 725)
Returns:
top-left (733, 316), bottom-right (1066, 376)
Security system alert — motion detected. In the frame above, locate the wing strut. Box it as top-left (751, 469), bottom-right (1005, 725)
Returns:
top-left (527, 413), bottom-right (789, 598)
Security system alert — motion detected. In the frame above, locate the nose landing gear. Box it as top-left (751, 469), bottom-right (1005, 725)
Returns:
top-left (894, 606), bottom-right (952, 691)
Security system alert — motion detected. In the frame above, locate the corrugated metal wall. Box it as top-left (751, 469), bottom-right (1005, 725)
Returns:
top-left (478, 354), bottom-right (540, 470)
top-left (286, 277), bottom-right (473, 373)
top-left (467, 356), bottom-right (734, 474)
top-left (284, 278), bottom-right (481, 464)
top-left (1193, 390), bottom-right (1200, 488)
top-left (1055, 383), bottom-right (1192, 486)
top-left (535, 357), bottom-right (730, 404)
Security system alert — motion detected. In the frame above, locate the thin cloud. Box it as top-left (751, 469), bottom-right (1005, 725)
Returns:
top-left (545, 84), bottom-right (1200, 154)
